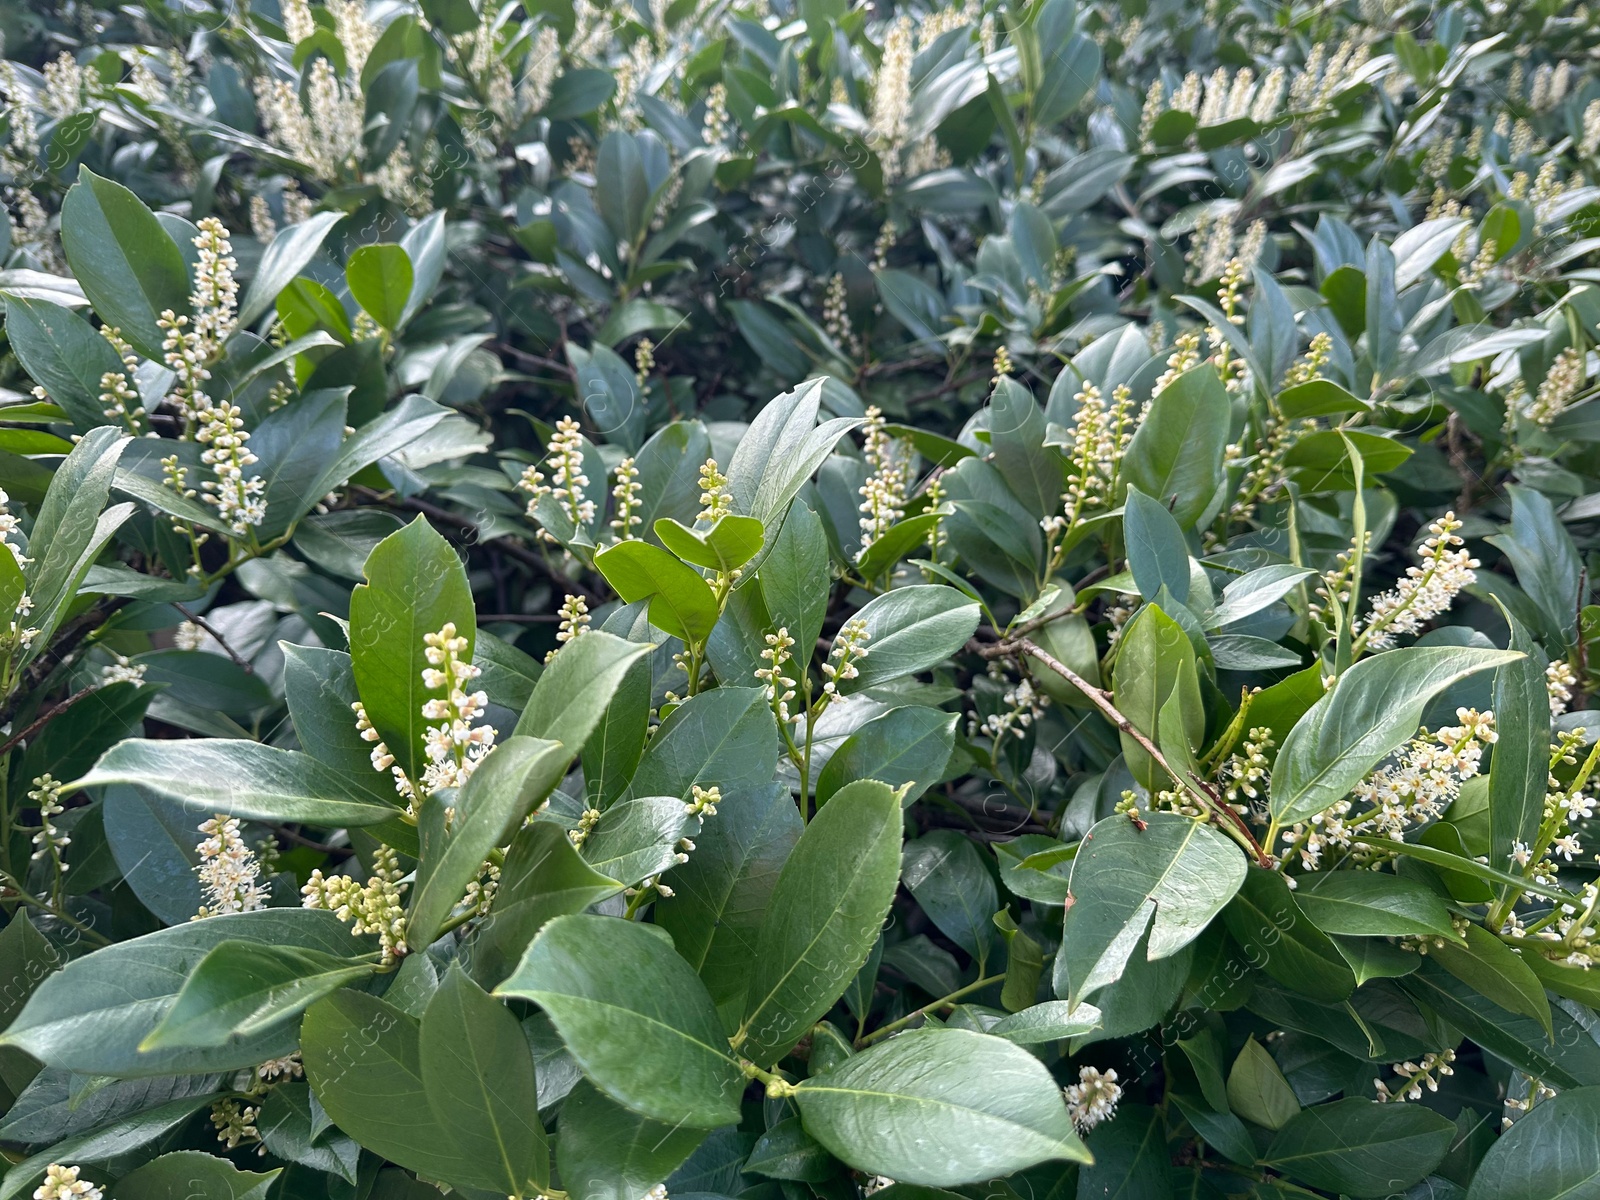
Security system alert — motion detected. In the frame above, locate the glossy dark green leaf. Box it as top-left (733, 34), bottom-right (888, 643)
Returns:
top-left (76, 739), bottom-right (401, 826)
top-left (1467, 1087), bottom-right (1600, 1199)
top-left (654, 782), bottom-right (802, 1016)
top-left (0, 1096), bottom-right (222, 1200)
top-left (1265, 1098), bottom-right (1454, 1197)
top-left (1293, 872), bottom-right (1458, 939)
top-left (1123, 364), bottom-right (1230, 529)
top-left (1112, 603), bottom-right (1203, 793)
top-left (1488, 616), bottom-right (1554, 881)
top-left (108, 1151), bottom-right (279, 1200)
top-left (1428, 922), bottom-right (1551, 1033)
top-left (1221, 867), bottom-right (1355, 1003)
top-left (629, 686), bottom-right (779, 799)
top-left (237, 210), bottom-right (344, 326)
top-left (987, 376), bottom-right (1063, 519)
top-left (1270, 647), bottom-right (1520, 825)
top-left (1486, 485), bottom-right (1583, 645)
top-left (1055, 813), bottom-right (1244, 1007)
top-left (902, 830), bottom-right (998, 961)
top-left (2, 910), bottom-right (365, 1077)
top-left (736, 779), bottom-right (903, 1066)
top-left (988, 1001), bottom-right (1102, 1044)
top-left (301, 991), bottom-right (479, 1183)
top-left (2, 295), bottom-right (122, 430)
top-left (140, 941), bottom-right (374, 1051)
top-left (839, 585), bottom-right (981, 694)
top-left (794, 1028), bottom-right (1088, 1185)
top-left (816, 705), bottom-right (957, 807)
top-left (759, 499), bottom-right (831, 653)
top-left (419, 964), bottom-right (548, 1195)
top-left (497, 914), bottom-right (744, 1127)
top-left (555, 1080), bottom-right (707, 1200)
top-left (59, 166), bottom-right (190, 359)
top-left (1124, 485), bottom-right (1191, 604)
top-left (349, 516), bottom-right (475, 782)
top-left (409, 737), bottom-right (568, 946)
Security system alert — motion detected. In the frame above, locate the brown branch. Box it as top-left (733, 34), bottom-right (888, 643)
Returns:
top-left (976, 636), bottom-right (1271, 866)
top-left (173, 604), bottom-right (252, 674)
top-left (0, 687), bottom-right (100, 758)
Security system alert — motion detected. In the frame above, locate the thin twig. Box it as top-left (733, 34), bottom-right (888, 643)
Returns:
top-left (0, 687), bottom-right (99, 758)
top-left (173, 603), bottom-right (253, 674)
top-left (976, 636), bottom-right (1271, 866)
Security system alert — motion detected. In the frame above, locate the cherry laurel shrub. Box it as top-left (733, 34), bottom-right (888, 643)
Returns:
top-left (4, 0), bottom-right (1600, 1196)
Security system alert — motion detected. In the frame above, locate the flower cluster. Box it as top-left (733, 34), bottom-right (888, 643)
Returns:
top-left (610, 457), bottom-right (642, 541)
top-left (419, 622), bottom-right (497, 795)
top-left (858, 407), bottom-right (912, 551)
top-left (756, 627), bottom-right (798, 724)
top-left (1375, 1050), bottom-right (1456, 1103)
top-left (685, 784), bottom-right (722, 818)
top-left (519, 416), bottom-right (594, 534)
top-left (822, 618), bottom-right (871, 703)
top-left (193, 814), bottom-right (269, 918)
top-left (1043, 381), bottom-right (1133, 546)
top-left (0, 489), bottom-right (39, 654)
top-left (822, 274), bottom-right (859, 358)
top-left (1359, 514), bottom-right (1477, 650)
top-left (1064, 1066), bottom-right (1121, 1132)
top-left (1281, 710), bottom-right (1496, 869)
top-left (98, 654), bottom-right (147, 686)
top-left (1522, 346), bottom-right (1587, 428)
top-left (33, 1164), bottom-right (102, 1200)
top-left (28, 775), bottom-right (68, 880)
top-left (550, 594), bottom-right (592, 662)
top-left (697, 458), bottom-right (733, 523)
top-left (96, 327), bottom-right (146, 434)
top-left (210, 1098), bottom-right (261, 1151)
top-left (1548, 661), bottom-right (1578, 716)
top-left (302, 844), bottom-right (409, 964)
top-left (869, 16), bottom-right (915, 179)
top-left (974, 674), bottom-right (1048, 744)
top-left (196, 396), bottom-right (267, 538)
top-left (1221, 728), bottom-right (1274, 815)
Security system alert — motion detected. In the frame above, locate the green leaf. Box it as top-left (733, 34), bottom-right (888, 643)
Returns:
top-left (759, 499), bottom-right (831, 653)
top-left (237, 210), bottom-right (344, 327)
top-left (346, 243), bottom-right (415, 331)
top-left (838, 585), bottom-right (981, 693)
top-left (1487, 485), bottom-right (1583, 645)
top-left (59, 166), bottom-right (190, 360)
top-left (746, 1116), bottom-right (835, 1181)
top-left (1226, 1036), bottom-right (1300, 1130)
top-left (140, 941), bottom-right (375, 1051)
top-left (794, 1028), bottom-right (1089, 1186)
top-left (0, 1097), bottom-right (223, 1200)
top-left (1123, 364), bottom-right (1230, 529)
top-left (725, 378), bottom-right (861, 544)
top-left (1221, 867), bottom-right (1355, 1003)
top-left (22, 427), bottom-right (131, 660)
top-left (1111, 603), bottom-right (1203, 793)
top-left (302, 991), bottom-right (483, 1184)
top-left (815, 705), bottom-right (957, 807)
top-left (902, 830), bottom-right (998, 961)
top-left (654, 513), bottom-right (766, 575)
top-left (1276, 379), bottom-right (1371, 419)
top-left (111, 1152), bottom-right (279, 1199)
top-left (593, 539), bottom-right (718, 644)
top-left (1428, 922), bottom-right (1551, 1034)
top-left (1402, 959), bottom-right (1600, 1089)
top-left (654, 783), bottom-right (802, 1015)
top-left (1269, 647), bottom-right (1521, 825)
top-left (596, 130), bottom-right (651, 244)
top-left (555, 1080), bottom-right (707, 1200)
top-left (1124, 485), bottom-right (1191, 605)
top-left (514, 630), bottom-right (652, 761)
top-left (2, 910), bottom-right (366, 1077)
top-left (409, 737), bottom-right (569, 947)
top-left (1265, 1098), bottom-right (1455, 1197)
top-left (496, 914), bottom-right (744, 1127)
top-left (1467, 1086), bottom-right (1600, 1199)
top-left (419, 964), bottom-right (549, 1195)
top-left (2, 296), bottom-right (123, 430)
top-left (1054, 812), bottom-right (1245, 1007)
top-left (987, 376), bottom-right (1063, 519)
top-left (1487, 615), bottom-right (1551, 876)
top-left (1293, 872), bottom-right (1459, 939)
top-left (988, 1001), bottom-right (1102, 1044)
top-left (629, 686), bottom-right (779, 799)
top-left (573, 794), bottom-right (695, 885)
top-left (464, 820), bottom-right (624, 987)
top-left (1209, 564), bottom-right (1317, 628)
top-left (349, 516), bottom-right (475, 783)
top-left (75, 740), bottom-right (402, 826)
top-left (736, 779), bottom-right (903, 1065)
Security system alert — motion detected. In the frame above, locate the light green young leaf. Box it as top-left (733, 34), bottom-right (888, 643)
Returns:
top-left (593, 539), bottom-right (718, 644)
top-left (346, 243), bottom-right (414, 331)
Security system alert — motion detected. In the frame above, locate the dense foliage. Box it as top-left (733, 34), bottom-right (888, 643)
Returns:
top-left (4, 0), bottom-right (1600, 1194)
